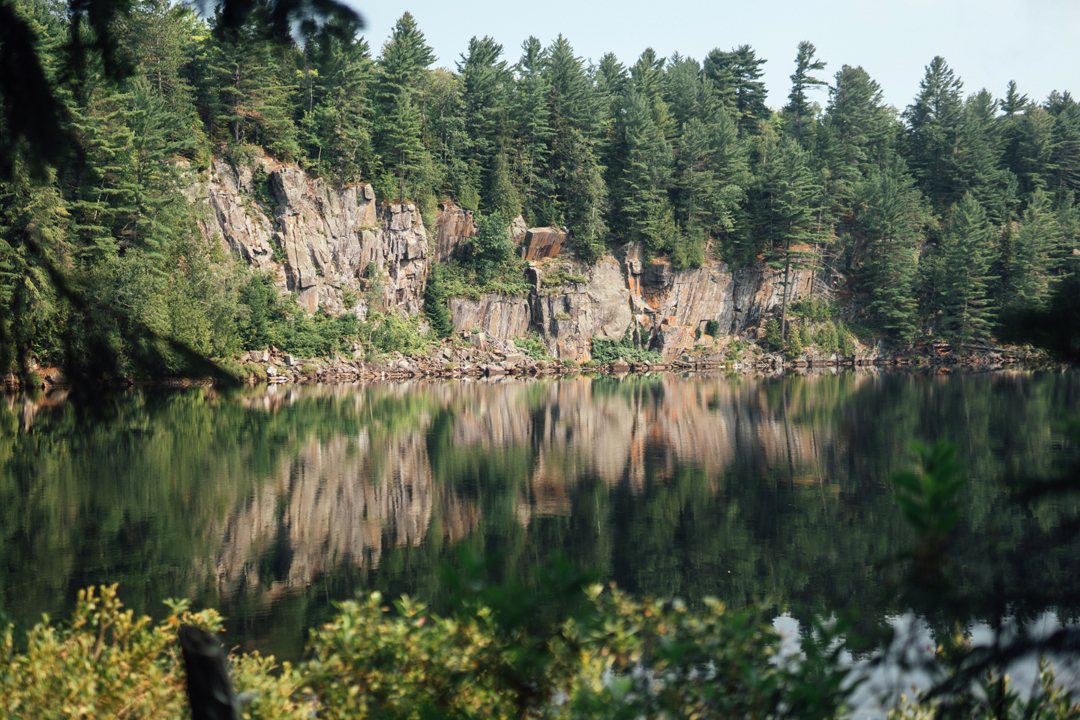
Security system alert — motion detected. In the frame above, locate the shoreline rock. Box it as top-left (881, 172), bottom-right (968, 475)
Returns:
top-left (3, 339), bottom-right (1053, 393)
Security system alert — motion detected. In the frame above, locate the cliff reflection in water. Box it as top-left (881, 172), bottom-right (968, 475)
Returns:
top-left (2, 370), bottom-right (1078, 658)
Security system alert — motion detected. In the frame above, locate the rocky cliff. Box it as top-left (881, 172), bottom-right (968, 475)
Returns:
top-left (447, 245), bottom-right (817, 363)
top-left (203, 158), bottom-right (820, 363)
top-left (201, 155), bottom-right (429, 318)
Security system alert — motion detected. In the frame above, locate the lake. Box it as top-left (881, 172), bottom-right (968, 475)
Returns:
top-left (2, 369), bottom-right (1078, 664)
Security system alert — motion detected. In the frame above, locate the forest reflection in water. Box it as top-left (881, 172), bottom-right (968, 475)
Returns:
top-left (1, 368), bottom-right (1078, 660)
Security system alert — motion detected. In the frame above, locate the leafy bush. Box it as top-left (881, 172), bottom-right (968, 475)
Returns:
top-left (0, 585), bottom-right (232, 719)
top-left (814, 321), bottom-right (838, 354)
top-left (541, 266), bottom-right (586, 287)
top-left (763, 317), bottom-right (782, 352)
top-left (516, 335), bottom-right (550, 360)
top-left (705, 319), bottom-right (720, 338)
top-left (790, 298), bottom-right (835, 321)
top-left (591, 331), bottom-right (663, 364)
top-left (359, 312), bottom-right (429, 356)
top-left (2, 581), bottom-right (862, 720)
top-left (838, 322), bottom-right (857, 358)
top-left (786, 324), bottom-right (805, 357)
top-left (244, 362), bottom-right (267, 381)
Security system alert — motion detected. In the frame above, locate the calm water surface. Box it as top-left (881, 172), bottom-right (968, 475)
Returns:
top-left (2, 370), bottom-right (1078, 660)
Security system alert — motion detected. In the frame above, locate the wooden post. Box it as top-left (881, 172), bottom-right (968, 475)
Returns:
top-left (179, 624), bottom-right (239, 720)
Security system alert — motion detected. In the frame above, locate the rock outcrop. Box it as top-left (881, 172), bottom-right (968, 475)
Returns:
top-left (531, 258), bottom-right (634, 362)
top-left (201, 156), bottom-right (428, 317)
top-left (201, 157), bottom-right (821, 363)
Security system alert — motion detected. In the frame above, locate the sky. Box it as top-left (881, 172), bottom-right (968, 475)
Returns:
top-left (341, 0), bottom-right (1080, 112)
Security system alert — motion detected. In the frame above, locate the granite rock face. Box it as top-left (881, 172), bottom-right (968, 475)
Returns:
top-left (531, 258), bottom-right (634, 362)
top-left (201, 158), bottom-right (819, 362)
top-left (448, 294), bottom-right (532, 340)
top-left (201, 156), bottom-right (428, 317)
top-left (433, 202), bottom-right (475, 262)
top-left (448, 242), bottom-right (819, 363)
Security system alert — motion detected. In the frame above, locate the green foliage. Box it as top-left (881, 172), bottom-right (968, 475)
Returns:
top-left (789, 297), bottom-right (835, 321)
top-left (5, 0), bottom-right (1080, 382)
top-left (838, 324), bottom-right (857, 358)
top-left (361, 311), bottom-right (429, 355)
top-left (516, 334), bottom-right (550, 360)
top-left (705, 318), bottom-right (720, 337)
top-left (763, 317), bottom-right (782, 351)
top-left (3, 578), bottom-right (860, 720)
top-left (0, 585), bottom-right (230, 719)
top-left (814, 320), bottom-right (839, 354)
top-left (590, 330), bottom-right (663, 364)
top-left (541, 265), bottom-right (586, 287)
top-left (464, 212), bottom-right (518, 286)
top-left (786, 324), bottom-right (805, 357)
top-left (892, 440), bottom-right (964, 541)
top-left (422, 265), bottom-right (455, 339)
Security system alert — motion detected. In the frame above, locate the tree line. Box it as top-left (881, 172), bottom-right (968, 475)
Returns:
top-left (2, 0), bottom-right (1079, 377)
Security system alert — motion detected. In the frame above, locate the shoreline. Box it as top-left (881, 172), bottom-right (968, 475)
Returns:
top-left (3, 336), bottom-right (1055, 393)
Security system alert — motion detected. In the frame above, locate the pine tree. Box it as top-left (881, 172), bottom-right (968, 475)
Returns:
top-left (510, 38), bottom-right (555, 225)
top-left (630, 48), bottom-right (674, 139)
top-left (458, 35), bottom-right (510, 201)
top-left (956, 89), bottom-right (1015, 224)
top-left (423, 265), bottom-right (454, 338)
top-left (302, 22), bottom-right (374, 186)
top-left (904, 56), bottom-right (965, 208)
top-left (64, 76), bottom-right (138, 261)
top-left (661, 54), bottom-right (702, 130)
top-left (542, 36), bottom-right (605, 251)
top-left (1010, 188), bottom-right (1063, 309)
top-left (199, 22), bottom-right (300, 159)
top-left (380, 88), bottom-right (426, 202)
top-left (940, 192), bottom-right (994, 348)
top-left (373, 13), bottom-right (435, 200)
top-left (855, 156), bottom-right (925, 339)
top-left (702, 45), bottom-right (769, 134)
top-left (753, 132), bottom-right (822, 338)
top-left (783, 41), bottom-right (827, 143)
top-left (618, 87), bottom-right (671, 243)
top-left (673, 117), bottom-right (718, 232)
top-left (124, 76), bottom-right (197, 255)
top-left (489, 147), bottom-right (520, 219)
top-left (0, 158), bottom-right (66, 373)
top-left (1046, 91), bottom-right (1080, 198)
top-left (820, 65), bottom-right (894, 215)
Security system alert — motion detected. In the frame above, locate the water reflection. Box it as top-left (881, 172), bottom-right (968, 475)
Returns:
top-left (1, 370), bottom-right (1078, 659)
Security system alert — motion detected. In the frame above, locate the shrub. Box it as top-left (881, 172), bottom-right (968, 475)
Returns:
top-left (3, 583), bottom-right (858, 720)
top-left (837, 322), bottom-right (857, 358)
top-left (0, 585), bottom-right (231, 720)
top-left (790, 297), bottom-right (835, 321)
top-left (591, 330), bottom-right (663, 364)
top-left (516, 335), bottom-right (550, 360)
top-left (763, 317), bottom-right (782, 351)
top-left (423, 266), bottom-right (455, 339)
top-left (362, 312), bottom-right (428, 355)
top-left (244, 363), bottom-right (267, 381)
top-left (705, 319), bottom-right (720, 338)
top-left (815, 321), bottom-right (839, 355)
top-left (786, 325), bottom-right (804, 357)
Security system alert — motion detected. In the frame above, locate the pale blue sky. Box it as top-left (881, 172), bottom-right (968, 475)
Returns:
top-left (343, 0), bottom-right (1079, 112)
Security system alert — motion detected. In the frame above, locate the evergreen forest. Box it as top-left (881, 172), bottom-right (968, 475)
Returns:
top-left (2, 0), bottom-right (1080, 377)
